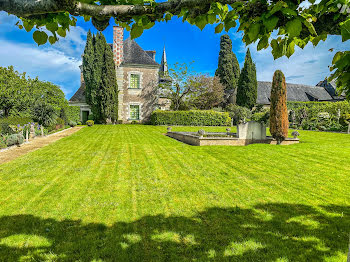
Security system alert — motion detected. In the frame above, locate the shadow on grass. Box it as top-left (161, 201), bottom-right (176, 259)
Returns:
top-left (0, 203), bottom-right (349, 261)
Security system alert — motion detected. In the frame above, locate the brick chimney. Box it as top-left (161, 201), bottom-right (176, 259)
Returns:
top-left (113, 26), bottom-right (124, 67)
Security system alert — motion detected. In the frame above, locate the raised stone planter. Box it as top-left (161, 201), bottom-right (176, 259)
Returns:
top-left (166, 121), bottom-right (299, 146)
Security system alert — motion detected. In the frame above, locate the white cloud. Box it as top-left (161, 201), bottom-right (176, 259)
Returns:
top-left (0, 11), bottom-right (87, 98)
top-left (0, 39), bottom-right (82, 97)
top-left (243, 36), bottom-right (350, 86)
top-left (53, 26), bottom-right (87, 59)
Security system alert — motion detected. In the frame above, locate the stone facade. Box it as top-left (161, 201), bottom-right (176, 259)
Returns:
top-left (118, 66), bottom-right (160, 122)
top-left (69, 26), bottom-right (171, 123)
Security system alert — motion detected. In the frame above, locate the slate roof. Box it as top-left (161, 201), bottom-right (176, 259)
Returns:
top-left (69, 84), bottom-right (86, 102)
top-left (257, 81), bottom-right (334, 104)
top-left (107, 41), bottom-right (158, 66)
top-left (121, 38), bottom-right (159, 66)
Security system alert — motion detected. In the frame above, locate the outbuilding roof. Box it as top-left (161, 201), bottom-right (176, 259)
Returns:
top-left (257, 81), bottom-right (334, 104)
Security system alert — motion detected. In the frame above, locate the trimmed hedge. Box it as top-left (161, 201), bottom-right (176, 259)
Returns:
top-left (287, 101), bottom-right (350, 131)
top-left (65, 106), bottom-right (80, 123)
top-left (0, 117), bottom-right (33, 135)
top-left (150, 110), bottom-right (231, 126)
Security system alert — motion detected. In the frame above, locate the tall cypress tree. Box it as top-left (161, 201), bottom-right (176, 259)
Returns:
top-left (270, 70), bottom-right (289, 144)
top-left (82, 30), bottom-right (94, 105)
top-left (236, 48), bottom-right (257, 109)
top-left (90, 32), bottom-right (105, 122)
top-left (100, 34), bottom-right (118, 123)
top-left (215, 34), bottom-right (240, 104)
top-left (83, 32), bottom-right (118, 123)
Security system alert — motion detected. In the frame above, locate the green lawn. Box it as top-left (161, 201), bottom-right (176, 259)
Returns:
top-left (0, 125), bottom-right (349, 261)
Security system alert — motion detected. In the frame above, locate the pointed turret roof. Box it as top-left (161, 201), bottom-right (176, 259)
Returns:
top-left (160, 46), bottom-right (168, 74)
top-left (159, 46), bottom-right (171, 82)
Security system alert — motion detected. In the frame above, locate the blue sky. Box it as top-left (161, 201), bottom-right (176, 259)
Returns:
top-left (0, 11), bottom-right (349, 99)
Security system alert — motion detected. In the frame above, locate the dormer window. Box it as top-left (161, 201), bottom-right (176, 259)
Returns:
top-left (130, 74), bottom-right (140, 89)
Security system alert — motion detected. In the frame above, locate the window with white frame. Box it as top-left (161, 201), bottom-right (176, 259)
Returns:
top-left (130, 74), bottom-right (140, 89)
top-left (129, 105), bottom-right (140, 120)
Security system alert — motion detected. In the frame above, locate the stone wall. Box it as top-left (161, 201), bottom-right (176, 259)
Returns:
top-left (237, 121), bottom-right (267, 140)
top-left (119, 66), bottom-right (159, 123)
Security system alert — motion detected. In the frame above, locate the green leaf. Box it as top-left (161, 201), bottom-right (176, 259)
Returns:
top-left (286, 41), bottom-right (295, 58)
top-left (46, 22), bottom-right (58, 33)
top-left (207, 13), bottom-right (217, 24)
top-left (281, 8), bottom-right (297, 17)
top-left (340, 20), bottom-right (350, 42)
top-left (332, 51), bottom-right (343, 64)
top-left (285, 19), bottom-right (302, 38)
top-left (303, 20), bottom-right (317, 36)
top-left (130, 25), bottom-right (143, 39)
top-left (57, 27), bottom-right (66, 37)
top-left (257, 35), bottom-right (269, 50)
top-left (224, 20), bottom-right (236, 31)
top-left (311, 34), bottom-right (327, 46)
top-left (23, 20), bottom-right (34, 32)
top-left (48, 36), bottom-right (56, 45)
top-left (271, 39), bottom-right (284, 59)
top-left (33, 31), bottom-right (48, 46)
top-left (266, 1), bottom-right (287, 18)
top-left (215, 24), bottom-right (224, 33)
top-left (195, 16), bottom-right (207, 30)
top-left (263, 16), bottom-right (279, 31)
top-left (164, 13), bottom-right (172, 22)
top-left (247, 23), bottom-right (261, 42)
top-left (294, 38), bottom-right (307, 49)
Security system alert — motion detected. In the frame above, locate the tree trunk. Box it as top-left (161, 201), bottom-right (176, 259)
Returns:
top-left (347, 123), bottom-right (350, 134)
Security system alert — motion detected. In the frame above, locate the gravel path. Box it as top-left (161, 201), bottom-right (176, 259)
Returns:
top-left (0, 126), bottom-right (84, 164)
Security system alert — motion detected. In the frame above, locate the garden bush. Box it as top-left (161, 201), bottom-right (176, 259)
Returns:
top-left (6, 134), bottom-right (24, 147)
top-left (225, 104), bottom-right (251, 125)
top-left (251, 110), bottom-right (270, 124)
top-left (69, 121), bottom-right (77, 127)
top-left (0, 117), bottom-right (32, 135)
top-left (65, 106), bottom-right (80, 124)
top-left (287, 101), bottom-right (350, 131)
top-left (88, 114), bottom-right (94, 121)
top-left (86, 120), bottom-right (94, 127)
top-left (150, 110), bottom-right (231, 126)
top-left (0, 136), bottom-right (7, 149)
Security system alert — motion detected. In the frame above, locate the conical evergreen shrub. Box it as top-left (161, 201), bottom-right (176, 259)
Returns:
top-left (270, 70), bottom-right (289, 144)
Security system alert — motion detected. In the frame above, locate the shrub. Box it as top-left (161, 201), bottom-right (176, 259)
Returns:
top-left (65, 106), bottom-right (80, 123)
top-left (88, 114), bottom-right (94, 121)
top-left (69, 121), bottom-right (77, 127)
top-left (150, 110), bottom-right (231, 126)
top-left (6, 134), bottom-right (24, 147)
top-left (0, 136), bottom-right (7, 149)
top-left (131, 120), bottom-right (140, 124)
top-left (0, 117), bottom-right (32, 135)
top-left (32, 101), bottom-right (58, 127)
top-left (77, 121), bottom-right (82, 125)
top-left (86, 120), bottom-right (94, 127)
top-left (287, 101), bottom-right (350, 131)
top-left (270, 70), bottom-right (289, 144)
top-left (251, 110), bottom-right (270, 124)
top-left (340, 113), bottom-right (350, 127)
top-left (225, 104), bottom-right (251, 125)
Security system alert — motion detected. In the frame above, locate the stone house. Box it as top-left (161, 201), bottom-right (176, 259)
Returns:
top-left (69, 26), bottom-right (171, 123)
